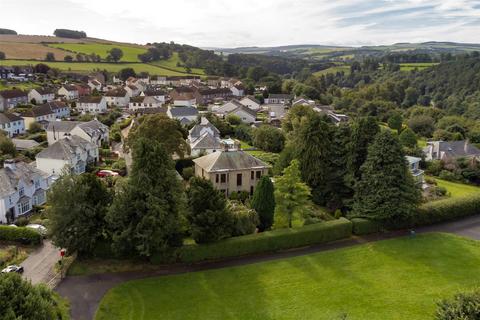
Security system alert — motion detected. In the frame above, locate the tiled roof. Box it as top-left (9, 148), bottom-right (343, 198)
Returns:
top-left (0, 112), bottom-right (23, 124)
top-left (0, 89), bottom-right (27, 99)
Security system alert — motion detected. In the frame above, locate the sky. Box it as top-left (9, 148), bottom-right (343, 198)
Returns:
top-left (2, 0), bottom-right (480, 48)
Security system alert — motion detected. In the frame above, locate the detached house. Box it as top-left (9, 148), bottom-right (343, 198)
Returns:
top-left (193, 146), bottom-right (269, 196)
top-left (406, 156), bottom-right (425, 186)
top-left (167, 106), bottom-right (199, 125)
top-left (170, 87), bottom-right (197, 107)
top-left (230, 84), bottom-right (245, 97)
top-left (423, 141), bottom-right (480, 161)
top-left (128, 96), bottom-right (163, 111)
top-left (125, 84), bottom-right (141, 97)
top-left (21, 103), bottom-right (57, 129)
top-left (58, 85), bottom-right (79, 100)
top-left (46, 120), bottom-right (109, 147)
top-left (0, 89), bottom-right (28, 111)
top-left (239, 96), bottom-right (261, 111)
top-left (77, 96), bottom-right (107, 114)
top-left (28, 88), bottom-right (55, 104)
top-left (0, 113), bottom-right (25, 137)
top-left (46, 101), bottom-right (70, 119)
top-left (87, 79), bottom-right (102, 92)
top-left (105, 88), bottom-right (129, 107)
top-left (74, 84), bottom-right (91, 97)
top-left (216, 99), bottom-right (257, 124)
top-left (140, 89), bottom-right (166, 103)
top-left (188, 117), bottom-right (221, 156)
top-left (0, 159), bottom-right (49, 224)
top-left (36, 136), bottom-right (98, 177)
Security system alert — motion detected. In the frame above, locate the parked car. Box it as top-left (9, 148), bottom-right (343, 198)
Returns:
top-left (96, 169), bottom-right (120, 177)
top-left (26, 224), bottom-right (47, 237)
top-left (1, 265), bottom-right (24, 274)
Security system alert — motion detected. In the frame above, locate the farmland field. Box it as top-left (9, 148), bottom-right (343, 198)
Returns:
top-left (0, 42), bottom-right (70, 60)
top-left (0, 60), bottom-right (194, 76)
top-left (150, 52), bottom-right (205, 75)
top-left (313, 64), bottom-right (350, 76)
top-left (399, 63), bottom-right (438, 71)
top-left (48, 43), bottom-right (148, 62)
top-left (96, 233), bottom-right (480, 320)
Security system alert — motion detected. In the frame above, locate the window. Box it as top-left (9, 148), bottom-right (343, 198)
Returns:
top-left (220, 174), bottom-right (227, 183)
top-left (256, 171), bottom-right (262, 179)
top-left (236, 173), bottom-right (242, 186)
top-left (250, 186), bottom-right (254, 196)
top-left (251, 171), bottom-right (254, 180)
top-left (17, 201), bottom-right (30, 215)
top-left (215, 174), bottom-right (219, 183)
top-left (34, 180), bottom-right (40, 189)
top-left (19, 186), bottom-right (24, 197)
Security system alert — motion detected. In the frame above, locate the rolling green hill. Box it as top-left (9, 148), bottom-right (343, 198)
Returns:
top-left (48, 42), bottom-right (148, 62)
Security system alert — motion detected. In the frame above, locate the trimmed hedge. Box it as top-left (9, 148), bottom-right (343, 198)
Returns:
top-left (351, 218), bottom-right (381, 235)
top-left (167, 218), bottom-right (352, 264)
top-left (0, 226), bottom-right (42, 245)
top-left (414, 195), bottom-right (480, 227)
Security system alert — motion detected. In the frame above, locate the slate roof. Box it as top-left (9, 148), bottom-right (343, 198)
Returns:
top-left (36, 136), bottom-right (93, 160)
top-left (0, 89), bottom-right (27, 99)
top-left (22, 104), bottom-right (55, 117)
top-left (46, 121), bottom-right (79, 133)
top-left (0, 112), bottom-right (23, 124)
top-left (191, 132), bottom-right (222, 150)
top-left (78, 96), bottom-right (103, 104)
top-left (11, 139), bottom-right (40, 150)
top-left (77, 120), bottom-right (108, 137)
top-left (33, 88), bottom-right (55, 95)
top-left (0, 161), bottom-right (48, 198)
top-left (169, 107), bottom-right (199, 118)
top-left (105, 88), bottom-right (127, 97)
top-left (437, 141), bottom-right (480, 159)
top-left (193, 150), bottom-right (269, 173)
top-left (189, 117), bottom-right (220, 138)
top-left (267, 93), bottom-right (292, 100)
top-left (240, 96), bottom-right (260, 105)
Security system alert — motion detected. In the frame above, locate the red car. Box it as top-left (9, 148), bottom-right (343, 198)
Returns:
top-left (96, 170), bottom-right (119, 178)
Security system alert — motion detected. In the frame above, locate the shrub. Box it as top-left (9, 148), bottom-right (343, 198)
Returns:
top-left (229, 191), bottom-right (250, 203)
top-left (228, 201), bottom-right (258, 236)
top-left (0, 226), bottom-right (42, 245)
top-left (439, 170), bottom-right (457, 181)
top-left (413, 195), bottom-right (480, 227)
top-left (351, 218), bottom-right (381, 235)
top-left (14, 217), bottom-right (29, 227)
top-left (174, 218), bottom-right (352, 263)
top-left (181, 167), bottom-right (194, 181)
top-left (436, 289), bottom-right (480, 320)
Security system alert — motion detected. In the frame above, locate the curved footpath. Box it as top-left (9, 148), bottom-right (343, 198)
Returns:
top-left (56, 215), bottom-right (480, 320)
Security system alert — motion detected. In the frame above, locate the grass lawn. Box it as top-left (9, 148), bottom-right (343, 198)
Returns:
top-left (0, 245), bottom-right (31, 268)
top-left (435, 178), bottom-right (480, 198)
top-left (0, 81), bottom-right (40, 91)
top-left (48, 43), bottom-right (148, 62)
top-left (96, 233), bottom-right (480, 320)
top-left (0, 60), bottom-right (191, 76)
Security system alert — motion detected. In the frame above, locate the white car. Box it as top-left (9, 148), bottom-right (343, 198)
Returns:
top-left (26, 224), bottom-right (47, 236)
top-left (1, 265), bottom-right (24, 273)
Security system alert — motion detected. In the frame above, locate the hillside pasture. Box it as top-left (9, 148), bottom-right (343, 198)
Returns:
top-left (0, 59), bottom-right (191, 76)
top-left (0, 42), bottom-right (69, 60)
top-left (150, 52), bottom-right (205, 75)
top-left (399, 63), bottom-right (438, 71)
top-left (313, 64), bottom-right (350, 76)
top-left (48, 43), bottom-right (148, 62)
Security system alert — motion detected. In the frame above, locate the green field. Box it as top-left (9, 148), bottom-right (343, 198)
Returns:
top-left (399, 63), bottom-right (438, 71)
top-left (96, 233), bottom-right (480, 320)
top-left (150, 52), bottom-right (205, 75)
top-left (0, 60), bottom-right (192, 76)
top-left (313, 65), bottom-right (350, 77)
top-left (435, 178), bottom-right (480, 198)
top-left (48, 43), bottom-right (148, 62)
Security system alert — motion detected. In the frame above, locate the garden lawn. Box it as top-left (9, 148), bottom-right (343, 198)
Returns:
top-left (435, 178), bottom-right (480, 198)
top-left (0, 60), bottom-right (190, 76)
top-left (96, 233), bottom-right (480, 320)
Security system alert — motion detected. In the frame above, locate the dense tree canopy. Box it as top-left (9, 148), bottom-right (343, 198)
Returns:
top-left (251, 176), bottom-right (275, 231)
top-left (48, 173), bottom-right (112, 255)
top-left (107, 138), bottom-right (185, 256)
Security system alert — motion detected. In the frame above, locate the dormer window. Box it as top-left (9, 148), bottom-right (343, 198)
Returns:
top-left (19, 186), bottom-right (24, 197)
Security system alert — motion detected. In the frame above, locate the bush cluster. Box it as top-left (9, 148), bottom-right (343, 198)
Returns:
top-left (413, 195), bottom-right (480, 227)
top-left (0, 226), bottom-right (42, 245)
top-left (351, 218), bottom-right (381, 235)
top-left (167, 218), bottom-right (352, 264)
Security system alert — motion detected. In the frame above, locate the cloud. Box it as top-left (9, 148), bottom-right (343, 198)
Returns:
top-left (1, 0), bottom-right (480, 47)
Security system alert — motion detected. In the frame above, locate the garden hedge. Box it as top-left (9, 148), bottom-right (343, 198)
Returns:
top-left (164, 218), bottom-right (352, 264)
top-left (351, 218), bottom-right (381, 235)
top-left (0, 226), bottom-right (42, 245)
top-left (413, 194), bottom-right (480, 227)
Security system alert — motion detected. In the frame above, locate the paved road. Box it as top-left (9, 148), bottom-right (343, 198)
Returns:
top-left (21, 240), bottom-right (59, 285)
top-left (56, 215), bottom-right (480, 320)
